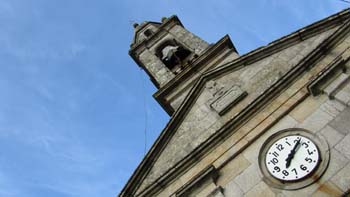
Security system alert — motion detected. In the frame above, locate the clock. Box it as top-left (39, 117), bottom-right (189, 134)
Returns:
top-left (259, 128), bottom-right (330, 190)
top-left (265, 135), bottom-right (320, 181)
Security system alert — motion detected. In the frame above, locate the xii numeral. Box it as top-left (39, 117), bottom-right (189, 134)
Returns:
top-left (276, 144), bottom-right (284, 151)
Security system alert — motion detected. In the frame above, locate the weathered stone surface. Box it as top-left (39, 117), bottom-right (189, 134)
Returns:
top-left (169, 25), bottom-right (209, 55)
top-left (323, 73), bottom-right (349, 97)
top-left (125, 12), bottom-right (350, 197)
top-left (318, 125), bottom-right (344, 148)
top-left (311, 181), bottom-right (343, 197)
top-left (132, 23), bottom-right (161, 44)
top-left (217, 155), bottom-right (251, 186)
top-left (290, 95), bottom-right (327, 123)
top-left (243, 113), bottom-right (302, 164)
top-left (191, 181), bottom-right (217, 197)
top-left (139, 28), bottom-right (338, 193)
top-left (155, 67), bottom-right (174, 85)
top-left (137, 102), bottom-right (222, 192)
top-left (330, 107), bottom-right (350, 135)
top-left (319, 99), bottom-right (346, 118)
top-left (208, 187), bottom-right (225, 197)
top-left (298, 108), bottom-right (334, 133)
top-left (242, 136), bottom-right (266, 164)
top-left (216, 28), bottom-right (336, 99)
top-left (139, 50), bottom-right (165, 74)
top-left (210, 85), bottom-right (246, 115)
top-left (268, 115), bottom-right (299, 133)
top-left (223, 181), bottom-right (243, 197)
top-left (319, 148), bottom-right (349, 183)
top-left (245, 182), bottom-right (275, 197)
top-left (215, 51), bottom-right (240, 68)
top-left (234, 164), bottom-right (262, 193)
top-left (282, 183), bottom-right (319, 197)
top-left (334, 88), bottom-right (350, 106)
top-left (170, 88), bottom-right (190, 110)
top-left (335, 133), bottom-right (350, 160)
top-left (331, 162), bottom-right (350, 192)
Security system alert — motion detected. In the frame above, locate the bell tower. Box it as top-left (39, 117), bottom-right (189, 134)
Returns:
top-left (129, 16), bottom-right (239, 115)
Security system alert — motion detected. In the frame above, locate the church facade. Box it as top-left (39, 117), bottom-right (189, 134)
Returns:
top-left (120, 9), bottom-right (350, 197)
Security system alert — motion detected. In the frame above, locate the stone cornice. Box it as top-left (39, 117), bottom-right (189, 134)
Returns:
top-left (206, 9), bottom-right (350, 77)
top-left (307, 48), bottom-right (350, 96)
top-left (119, 9), bottom-right (350, 197)
top-left (174, 165), bottom-right (218, 197)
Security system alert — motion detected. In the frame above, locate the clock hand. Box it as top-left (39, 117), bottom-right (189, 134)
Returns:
top-left (285, 138), bottom-right (301, 168)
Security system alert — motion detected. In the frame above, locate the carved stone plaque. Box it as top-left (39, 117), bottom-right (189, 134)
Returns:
top-left (210, 85), bottom-right (247, 115)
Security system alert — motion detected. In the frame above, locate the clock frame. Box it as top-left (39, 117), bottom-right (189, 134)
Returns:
top-left (265, 135), bottom-right (320, 181)
top-left (258, 128), bottom-right (330, 190)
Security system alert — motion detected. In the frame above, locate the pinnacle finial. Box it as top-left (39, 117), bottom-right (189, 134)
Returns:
top-left (161, 17), bottom-right (167, 22)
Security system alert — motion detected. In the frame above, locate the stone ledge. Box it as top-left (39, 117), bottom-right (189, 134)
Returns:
top-left (174, 165), bottom-right (219, 197)
top-left (324, 73), bottom-right (350, 97)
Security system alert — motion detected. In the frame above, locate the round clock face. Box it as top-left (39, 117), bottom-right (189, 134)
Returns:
top-left (265, 135), bottom-right (320, 181)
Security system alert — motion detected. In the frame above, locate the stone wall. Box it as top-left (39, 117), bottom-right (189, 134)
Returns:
top-left (121, 11), bottom-right (350, 197)
top-left (156, 33), bottom-right (350, 197)
top-left (137, 27), bottom-right (337, 195)
top-left (222, 91), bottom-right (350, 196)
top-left (176, 72), bottom-right (350, 197)
top-left (217, 35), bottom-right (350, 197)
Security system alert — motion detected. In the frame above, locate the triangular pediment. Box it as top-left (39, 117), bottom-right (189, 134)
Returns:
top-left (120, 9), bottom-right (350, 197)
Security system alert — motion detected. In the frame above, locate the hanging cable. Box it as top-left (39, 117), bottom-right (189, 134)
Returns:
top-left (138, 68), bottom-right (148, 156)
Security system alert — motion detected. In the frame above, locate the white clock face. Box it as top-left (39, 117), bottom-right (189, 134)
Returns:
top-left (265, 135), bottom-right (320, 181)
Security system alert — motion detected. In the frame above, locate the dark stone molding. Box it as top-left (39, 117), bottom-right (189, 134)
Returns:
top-left (175, 165), bottom-right (219, 197)
top-left (307, 51), bottom-right (349, 96)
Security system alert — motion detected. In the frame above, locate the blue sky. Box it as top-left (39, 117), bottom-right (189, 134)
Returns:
top-left (0, 0), bottom-right (348, 196)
